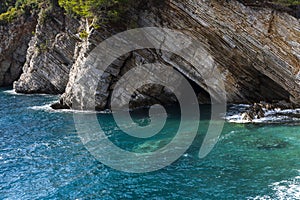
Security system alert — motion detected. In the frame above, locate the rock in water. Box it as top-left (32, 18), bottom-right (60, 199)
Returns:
top-left (256, 138), bottom-right (289, 150)
top-left (50, 101), bottom-right (70, 110)
top-left (241, 103), bottom-right (265, 122)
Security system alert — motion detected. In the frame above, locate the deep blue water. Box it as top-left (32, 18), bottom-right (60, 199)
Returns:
top-left (0, 88), bottom-right (300, 199)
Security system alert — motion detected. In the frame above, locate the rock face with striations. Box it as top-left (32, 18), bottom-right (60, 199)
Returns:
top-left (12, 0), bottom-right (300, 110)
top-left (14, 7), bottom-right (80, 94)
top-left (58, 0), bottom-right (300, 110)
top-left (0, 14), bottom-right (37, 86)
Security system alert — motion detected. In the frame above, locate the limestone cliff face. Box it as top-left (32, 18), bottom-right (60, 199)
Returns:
top-left (11, 0), bottom-right (300, 109)
top-left (0, 14), bottom-right (37, 86)
top-left (13, 7), bottom-right (80, 94)
top-left (152, 0), bottom-right (300, 105)
top-left (58, 0), bottom-right (300, 110)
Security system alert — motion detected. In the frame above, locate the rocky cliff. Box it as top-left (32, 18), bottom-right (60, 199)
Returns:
top-left (60, 0), bottom-right (300, 110)
top-left (0, 14), bottom-right (37, 86)
top-left (3, 0), bottom-right (300, 110)
top-left (13, 7), bottom-right (80, 94)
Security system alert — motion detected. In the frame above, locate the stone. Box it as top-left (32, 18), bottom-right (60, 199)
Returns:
top-left (13, 7), bottom-right (79, 94)
top-left (60, 0), bottom-right (299, 110)
top-left (241, 112), bottom-right (254, 121)
top-left (7, 0), bottom-right (299, 111)
top-left (0, 14), bottom-right (37, 86)
top-left (50, 102), bottom-right (69, 110)
top-left (240, 103), bottom-right (266, 122)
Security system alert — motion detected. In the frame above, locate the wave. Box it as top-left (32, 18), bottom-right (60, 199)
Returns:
top-left (28, 102), bottom-right (111, 114)
top-left (271, 175), bottom-right (300, 200)
top-left (249, 173), bottom-right (300, 199)
top-left (226, 104), bottom-right (300, 124)
top-left (3, 89), bottom-right (57, 97)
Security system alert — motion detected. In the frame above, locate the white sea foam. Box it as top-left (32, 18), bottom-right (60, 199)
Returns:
top-left (3, 89), bottom-right (57, 97)
top-left (271, 178), bottom-right (300, 200)
top-left (28, 102), bottom-right (111, 114)
top-left (30, 102), bottom-right (56, 112)
top-left (3, 89), bottom-right (21, 95)
top-left (249, 195), bottom-right (272, 200)
top-left (225, 104), bottom-right (300, 124)
top-left (248, 173), bottom-right (300, 200)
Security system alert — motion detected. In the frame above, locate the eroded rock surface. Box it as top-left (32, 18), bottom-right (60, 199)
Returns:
top-left (0, 14), bottom-right (37, 86)
top-left (10, 0), bottom-right (300, 110)
top-left (240, 100), bottom-right (297, 121)
top-left (59, 0), bottom-right (300, 110)
top-left (13, 7), bottom-right (80, 94)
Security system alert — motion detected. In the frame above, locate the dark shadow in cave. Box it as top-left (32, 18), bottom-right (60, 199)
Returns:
top-left (233, 66), bottom-right (291, 104)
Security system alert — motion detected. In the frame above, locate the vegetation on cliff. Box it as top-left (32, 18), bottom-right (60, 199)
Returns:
top-left (0, 0), bottom-right (40, 22)
top-left (0, 0), bottom-right (140, 27)
top-left (0, 0), bottom-right (15, 14)
top-left (1, 0), bottom-right (299, 24)
top-left (239, 0), bottom-right (300, 5)
top-left (274, 0), bottom-right (300, 5)
top-left (57, 0), bottom-right (136, 24)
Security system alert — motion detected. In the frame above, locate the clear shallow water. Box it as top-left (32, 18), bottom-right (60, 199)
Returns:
top-left (0, 88), bottom-right (300, 199)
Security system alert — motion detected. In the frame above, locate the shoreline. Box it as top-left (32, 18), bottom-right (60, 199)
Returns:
top-left (3, 88), bottom-right (300, 124)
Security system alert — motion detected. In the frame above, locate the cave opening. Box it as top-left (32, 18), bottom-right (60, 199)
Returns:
top-left (232, 65), bottom-right (291, 104)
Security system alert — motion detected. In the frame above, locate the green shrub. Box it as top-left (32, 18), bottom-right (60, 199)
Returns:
top-left (0, 7), bottom-right (19, 22)
top-left (273, 0), bottom-right (300, 5)
top-left (39, 5), bottom-right (54, 24)
top-left (0, 0), bottom-right (16, 14)
top-left (240, 0), bottom-right (300, 6)
top-left (58, 0), bottom-right (135, 22)
top-left (0, 0), bottom-right (41, 23)
top-left (36, 40), bottom-right (48, 53)
top-left (107, 10), bottom-right (119, 22)
top-left (79, 30), bottom-right (89, 38)
top-left (91, 23), bottom-right (100, 29)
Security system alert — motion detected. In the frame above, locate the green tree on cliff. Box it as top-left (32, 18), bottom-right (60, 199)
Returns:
top-left (58, 0), bottom-right (133, 20)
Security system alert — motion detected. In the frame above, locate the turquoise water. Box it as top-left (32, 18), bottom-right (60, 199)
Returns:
top-left (0, 88), bottom-right (300, 199)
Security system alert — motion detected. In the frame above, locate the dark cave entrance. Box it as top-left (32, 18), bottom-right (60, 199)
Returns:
top-left (232, 65), bottom-right (291, 104)
top-left (126, 67), bottom-right (212, 111)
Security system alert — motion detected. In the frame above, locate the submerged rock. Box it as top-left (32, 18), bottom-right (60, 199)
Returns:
top-left (255, 138), bottom-right (289, 150)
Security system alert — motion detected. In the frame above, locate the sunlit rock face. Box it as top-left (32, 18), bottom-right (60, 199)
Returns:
top-left (13, 7), bottom-right (80, 94)
top-left (61, 0), bottom-right (299, 110)
top-left (13, 0), bottom-right (300, 109)
top-left (0, 14), bottom-right (37, 86)
top-left (134, 0), bottom-right (300, 106)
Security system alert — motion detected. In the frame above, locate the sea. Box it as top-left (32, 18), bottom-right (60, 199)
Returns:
top-left (0, 88), bottom-right (299, 199)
